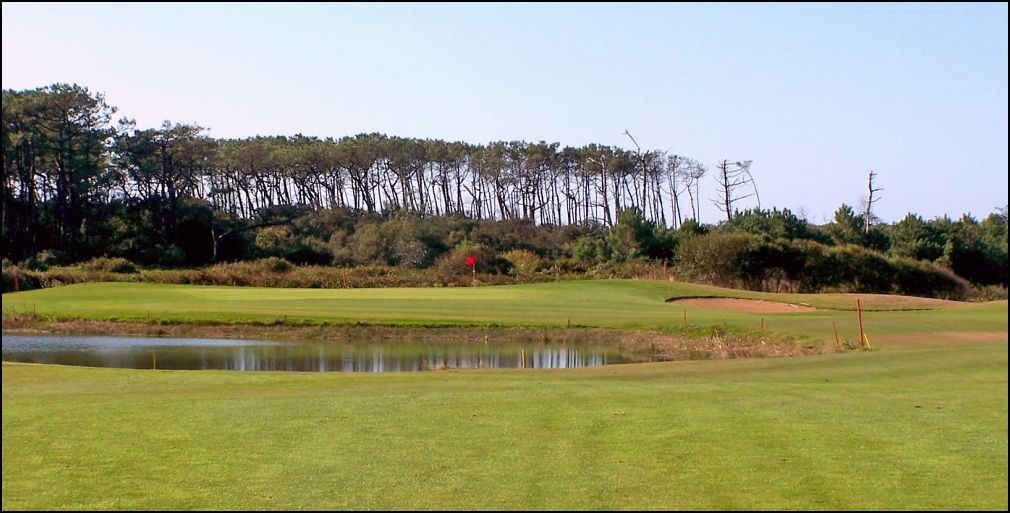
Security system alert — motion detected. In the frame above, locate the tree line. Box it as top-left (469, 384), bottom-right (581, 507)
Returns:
top-left (2, 84), bottom-right (1007, 296)
top-left (3, 84), bottom-right (753, 263)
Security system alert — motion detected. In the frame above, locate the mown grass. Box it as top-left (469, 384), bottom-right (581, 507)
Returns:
top-left (2, 280), bottom-right (1001, 335)
top-left (3, 341), bottom-right (1007, 510)
top-left (2, 279), bottom-right (1007, 509)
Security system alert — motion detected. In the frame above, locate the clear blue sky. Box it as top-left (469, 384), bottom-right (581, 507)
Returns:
top-left (3, 2), bottom-right (1007, 223)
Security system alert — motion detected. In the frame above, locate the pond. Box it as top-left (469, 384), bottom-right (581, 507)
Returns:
top-left (1, 335), bottom-right (661, 372)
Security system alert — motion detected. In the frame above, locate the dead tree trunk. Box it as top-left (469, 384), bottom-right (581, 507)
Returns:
top-left (864, 170), bottom-right (882, 234)
top-left (712, 160), bottom-right (756, 223)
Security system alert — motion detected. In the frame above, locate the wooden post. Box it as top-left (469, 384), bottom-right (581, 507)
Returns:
top-left (832, 321), bottom-right (841, 348)
top-left (856, 299), bottom-right (865, 348)
top-left (152, 350), bottom-right (157, 370)
top-left (341, 270), bottom-right (347, 289)
top-left (683, 309), bottom-right (688, 326)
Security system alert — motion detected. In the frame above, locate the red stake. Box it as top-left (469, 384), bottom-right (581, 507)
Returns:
top-left (856, 299), bottom-right (865, 348)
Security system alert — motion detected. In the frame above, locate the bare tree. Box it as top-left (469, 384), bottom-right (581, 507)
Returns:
top-left (712, 159), bottom-right (758, 222)
top-left (623, 130), bottom-right (667, 226)
top-left (680, 157), bottom-right (707, 222)
top-left (666, 154), bottom-right (683, 228)
top-left (863, 170), bottom-right (882, 234)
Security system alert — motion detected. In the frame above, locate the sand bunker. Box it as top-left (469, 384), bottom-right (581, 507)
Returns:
top-left (669, 297), bottom-right (819, 313)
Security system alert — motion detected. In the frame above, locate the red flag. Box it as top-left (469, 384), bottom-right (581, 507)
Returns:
top-left (465, 256), bottom-right (475, 266)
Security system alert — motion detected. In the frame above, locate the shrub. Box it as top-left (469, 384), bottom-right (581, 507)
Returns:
top-left (572, 235), bottom-right (618, 265)
top-left (20, 250), bottom-right (66, 271)
top-left (258, 257), bottom-right (294, 273)
top-left (968, 284), bottom-right (1009, 302)
top-left (432, 242), bottom-right (504, 285)
top-left (1, 266), bottom-right (41, 293)
top-left (78, 257), bottom-right (139, 274)
top-left (675, 233), bottom-right (760, 287)
top-left (673, 233), bottom-right (968, 299)
top-left (500, 249), bottom-right (543, 280)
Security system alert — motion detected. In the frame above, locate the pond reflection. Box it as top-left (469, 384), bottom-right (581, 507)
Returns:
top-left (1, 335), bottom-right (658, 372)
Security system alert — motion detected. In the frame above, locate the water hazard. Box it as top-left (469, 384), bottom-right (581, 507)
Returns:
top-left (1, 335), bottom-right (659, 372)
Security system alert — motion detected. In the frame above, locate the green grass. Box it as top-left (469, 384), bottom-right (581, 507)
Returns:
top-left (2, 280), bottom-right (1007, 509)
top-left (3, 343), bottom-right (1007, 510)
top-left (2, 280), bottom-right (1004, 339)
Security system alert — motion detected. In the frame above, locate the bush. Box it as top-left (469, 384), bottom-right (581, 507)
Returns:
top-left (585, 259), bottom-right (666, 280)
top-left (500, 249), bottom-right (543, 280)
top-left (78, 257), bottom-right (139, 274)
top-left (673, 233), bottom-right (968, 299)
top-left (1, 266), bottom-right (41, 293)
top-left (572, 235), bottom-right (618, 265)
top-left (675, 233), bottom-right (760, 287)
top-left (20, 250), bottom-right (66, 271)
top-left (968, 285), bottom-right (1008, 302)
top-left (432, 242), bottom-right (506, 286)
top-left (257, 257), bottom-right (293, 273)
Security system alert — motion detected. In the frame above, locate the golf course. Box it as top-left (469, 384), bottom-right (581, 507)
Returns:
top-left (2, 279), bottom-right (1007, 509)
top-left (4, 3), bottom-right (1008, 510)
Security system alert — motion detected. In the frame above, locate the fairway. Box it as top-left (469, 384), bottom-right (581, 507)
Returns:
top-left (2, 280), bottom-right (1008, 509)
top-left (3, 343), bottom-right (1007, 509)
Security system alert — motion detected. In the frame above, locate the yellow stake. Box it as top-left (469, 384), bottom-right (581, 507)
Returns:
top-left (863, 333), bottom-right (872, 350)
